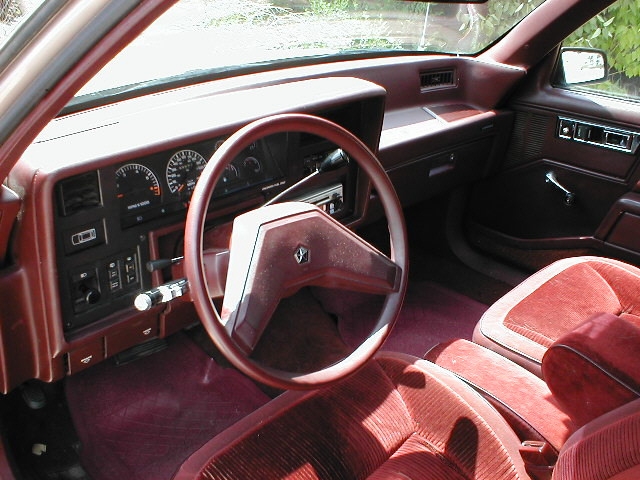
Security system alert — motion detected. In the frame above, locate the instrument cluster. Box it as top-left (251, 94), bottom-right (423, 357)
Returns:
top-left (114, 136), bottom-right (283, 229)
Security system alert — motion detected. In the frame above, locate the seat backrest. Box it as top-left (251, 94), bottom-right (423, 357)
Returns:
top-left (542, 313), bottom-right (640, 427)
top-left (553, 398), bottom-right (640, 480)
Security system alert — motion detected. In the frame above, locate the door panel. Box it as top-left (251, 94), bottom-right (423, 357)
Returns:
top-left (469, 160), bottom-right (628, 239)
top-left (467, 52), bottom-right (640, 269)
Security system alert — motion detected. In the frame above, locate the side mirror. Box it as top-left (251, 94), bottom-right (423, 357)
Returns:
top-left (558, 48), bottom-right (607, 85)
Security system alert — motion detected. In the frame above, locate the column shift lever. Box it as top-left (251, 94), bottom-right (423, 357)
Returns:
top-left (263, 149), bottom-right (349, 207)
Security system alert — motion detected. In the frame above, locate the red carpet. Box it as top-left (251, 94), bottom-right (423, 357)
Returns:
top-left (314, 281), bottom-right (488, 357)
top-left (65, 333), bottom-right (270, 480)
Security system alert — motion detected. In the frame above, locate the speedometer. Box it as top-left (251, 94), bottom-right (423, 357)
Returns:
top-left (166, 149), bottom-right (207, 199)
top-left (115, 163), bottom-right (161, 213)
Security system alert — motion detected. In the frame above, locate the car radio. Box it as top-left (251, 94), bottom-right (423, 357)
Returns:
top-left (296, 184), bottom-right (344, 216)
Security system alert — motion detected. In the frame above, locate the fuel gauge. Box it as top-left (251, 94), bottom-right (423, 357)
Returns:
top-left (242, 156), bottom-right (262, 178)
top-left (221, 163), bottom-right (239, 184)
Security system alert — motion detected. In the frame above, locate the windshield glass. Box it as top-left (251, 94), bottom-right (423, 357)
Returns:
top-left (1, 0), bottom-right (547, 106)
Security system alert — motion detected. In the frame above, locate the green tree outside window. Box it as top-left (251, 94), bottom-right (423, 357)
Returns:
top-left (563, 0), bottom-right (640, 100)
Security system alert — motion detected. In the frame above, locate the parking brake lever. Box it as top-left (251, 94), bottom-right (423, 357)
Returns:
top-left (545, 171), bottom-right (576, 206)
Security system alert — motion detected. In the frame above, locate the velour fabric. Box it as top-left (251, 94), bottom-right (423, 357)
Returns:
top-left (379, 353), bottom-right (529, 480)
top-left (552, 398), bottom-right (640, 480)
top-left (425, 339), bottom-right (575, 452)
top-left (621, 312), bottom-right (640, 324)
top-left (474, 256), bottom-right (640, 376)
top-left (609, 465), bottom-right (640, 480)
top-left (174, 352), bottom-right (530, 480)
top-left (542, 313), bottom-right (640, 427)
top-left (365, 434), bottom-right (467, 480)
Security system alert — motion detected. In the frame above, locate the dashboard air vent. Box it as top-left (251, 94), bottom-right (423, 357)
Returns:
top-left (420, 69), bottom-right (456, 91)
top-left (57, 172), bottom-right (102, 216)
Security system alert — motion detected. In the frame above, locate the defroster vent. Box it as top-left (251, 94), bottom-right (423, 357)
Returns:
top-left (420, 69), bottom-right (456, 91)
top-left (57, 172), bottom-right (102, 216)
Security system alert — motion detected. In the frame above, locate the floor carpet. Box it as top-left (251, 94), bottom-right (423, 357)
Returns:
top-left (315, 280), bottom-right (489, 358)
top-left (65, 333), bottom-right (270, 480)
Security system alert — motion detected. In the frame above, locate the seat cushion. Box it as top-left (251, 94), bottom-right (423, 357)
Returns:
top-left (426, 339), bottom-right (576, 453)
top-left (473, 256), bottom-right (640, 376)
top-left (174, 352), bottom-right (530, 480)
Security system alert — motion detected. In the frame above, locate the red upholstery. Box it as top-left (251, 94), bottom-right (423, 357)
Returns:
top-left (542, 313), bottom-right (640, 428)
top-left (174, 352), bottom-right (530, 480)
top-left (473, 257), bottom-right (640, 377)
top-left (552, 398), bottom-right (640, 480)
top-left (426, 339), bottom-right (576, 453)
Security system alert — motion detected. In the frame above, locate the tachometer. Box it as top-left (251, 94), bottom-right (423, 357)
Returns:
top-left (166, 149), bottom-right (207, 199)
top-left (115, 163), bottom-right (161, 213)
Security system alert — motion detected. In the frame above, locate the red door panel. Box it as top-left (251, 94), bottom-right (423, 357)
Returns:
top-left (467, 52), bottom-right (640, 270)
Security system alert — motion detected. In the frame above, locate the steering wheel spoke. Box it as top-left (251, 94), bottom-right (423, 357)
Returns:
top-left (201, 248), bottom-right (229, 299)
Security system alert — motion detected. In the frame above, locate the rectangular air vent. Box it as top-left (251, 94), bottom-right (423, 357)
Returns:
top-left (57, 172), bottom-right (102, 217)
top-left (420, 69), bottom-right (456, 91)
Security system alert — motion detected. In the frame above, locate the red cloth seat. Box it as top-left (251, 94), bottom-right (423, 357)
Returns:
top-left (425, 338), bottom-right (576, 454)
top-left (173, 353), bottom-right (640, 480)
top-left (542, 312), bottom-right (640, 428)
top-left (473, 256), bottom-right (640, 377)
top-left (552, 398), bottom-right (640, 480)
top-left (174, 352), bottom-right (531, 480)
top-left (425, 320), bottom-right (640, 478)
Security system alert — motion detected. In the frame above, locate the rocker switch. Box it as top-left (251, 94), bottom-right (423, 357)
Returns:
top-left (575, 124), bottom-right (591, 140)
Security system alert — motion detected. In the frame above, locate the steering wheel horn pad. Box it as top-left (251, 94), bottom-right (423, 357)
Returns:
top-left (222, 202), bottom-right (402, 354)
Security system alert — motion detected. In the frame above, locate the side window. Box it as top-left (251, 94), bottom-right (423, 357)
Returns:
top-left (558, 0), bottom-right (640, 102)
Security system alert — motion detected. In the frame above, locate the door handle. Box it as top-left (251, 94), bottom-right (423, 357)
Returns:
top-left (545, 171), bottom-right (576, 206)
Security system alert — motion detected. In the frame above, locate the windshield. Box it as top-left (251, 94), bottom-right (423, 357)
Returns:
top-left (1, 0), bottom-right (547, 106)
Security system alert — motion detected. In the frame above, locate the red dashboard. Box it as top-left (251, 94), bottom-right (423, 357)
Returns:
top-left (2, 60), bottom-right (516, 392)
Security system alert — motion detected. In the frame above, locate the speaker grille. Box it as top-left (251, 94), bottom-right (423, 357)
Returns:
top-left (503, 112), bottom-right (549, 169)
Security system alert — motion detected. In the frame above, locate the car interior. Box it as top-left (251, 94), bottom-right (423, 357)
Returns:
top-left (0, 0), bottom-right (639, 479)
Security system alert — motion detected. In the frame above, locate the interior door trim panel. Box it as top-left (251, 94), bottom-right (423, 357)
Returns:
top-left (467, 49), bottom-right (640, 271)
top-left (502, 108), bottom-right (639, 179)
top-left (469, 159), bottom-right (629, 238)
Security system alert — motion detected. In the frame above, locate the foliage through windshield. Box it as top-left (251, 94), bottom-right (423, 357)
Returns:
top-left (1, 0), bottom-right (546, 104)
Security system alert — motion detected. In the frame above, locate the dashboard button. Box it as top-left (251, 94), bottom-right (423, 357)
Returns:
top-left (63, 220), bottom-right (105, 254)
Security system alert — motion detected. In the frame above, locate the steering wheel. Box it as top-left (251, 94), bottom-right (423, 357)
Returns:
top-left (184, 113), bottom-right (408, 390)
